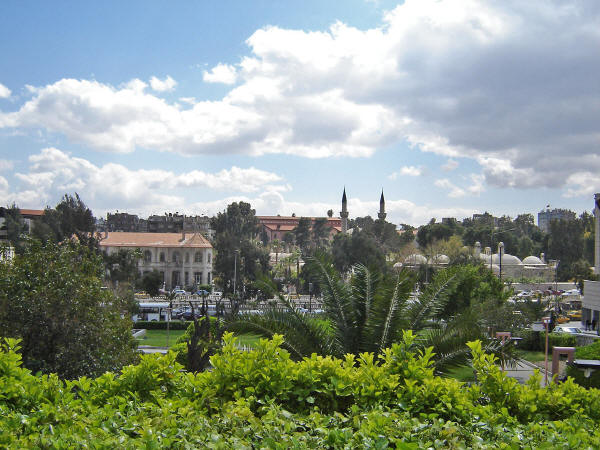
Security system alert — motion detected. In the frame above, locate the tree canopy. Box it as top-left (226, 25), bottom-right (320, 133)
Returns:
top-left (0, 239), bottom-right (138, 379)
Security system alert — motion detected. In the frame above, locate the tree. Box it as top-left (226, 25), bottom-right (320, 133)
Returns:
top-left (211, 202), bottom-right (269, 297)
top-left (103, 248), bottom-right (142, 285)
top-left (1, 204), bottom-right (26, 254)
top-left (331, 230), bottom-right (386, 274)
top-left (34, 193), bottom-right (96, 247)
top-left (547, 218), bottom-right (584, 280)
top-left (311, 218), bottom-right (330, 250)
top-left (0, 239), bottom-right (138, 379)
top-left (293, 217), bottom-right (312, 254)
top-left (140, 270), bottom-right (163, 297)
top-left (228, 257), bottom-right (496, 373)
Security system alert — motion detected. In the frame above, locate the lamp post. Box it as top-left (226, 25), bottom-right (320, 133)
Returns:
top-left (233, 249), bottom-right (239, 301)
top-left (498, 242), bottom-right (505, 281)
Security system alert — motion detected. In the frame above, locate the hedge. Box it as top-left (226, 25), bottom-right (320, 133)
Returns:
top-left (566, 339), bottom-right (600, 388)
top-left (515, 329), bottom-right (577, 352)
top-left (134, 320), bottom-right (193, 330)
top-left (2, 334), bottom-right (600, 447)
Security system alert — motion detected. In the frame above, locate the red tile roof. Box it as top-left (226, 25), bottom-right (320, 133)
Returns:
top-left (98, 232), bottom-right (212, 248)
top-left (19, 209), bottom-right (45, 216)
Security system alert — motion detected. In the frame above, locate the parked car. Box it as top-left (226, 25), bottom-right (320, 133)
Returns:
top-left (553, 326), bottom-right (583, 334)
top-left (195, 289), bottom-right (211, 296)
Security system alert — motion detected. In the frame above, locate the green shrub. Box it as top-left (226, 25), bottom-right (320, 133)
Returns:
top-left (548, 333), bottom-right (577, 350)
top-left (2, 334), bottom-right (600, 447)
top-left (566, 339), bottom-right (600, 388)
top-left (134, 320), bottom-right (192, 330)
top-left (515, 330), bottom-right (577, 352)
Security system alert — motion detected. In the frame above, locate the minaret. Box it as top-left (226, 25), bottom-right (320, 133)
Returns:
top-left (378, 190), bottom-right (386, 221)
top-left (340, 188), bottom-right (349, 233)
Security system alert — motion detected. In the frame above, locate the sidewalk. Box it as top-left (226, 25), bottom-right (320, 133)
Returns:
top-left (504, 359), bottom-right (549, 386)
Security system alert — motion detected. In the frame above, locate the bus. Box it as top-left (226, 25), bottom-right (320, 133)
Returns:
top-left (133, 302), bottom-right (170, 322)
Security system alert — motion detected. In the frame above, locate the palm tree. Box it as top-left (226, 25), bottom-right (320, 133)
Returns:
top-left (227, 256), bottom-right (499, 373)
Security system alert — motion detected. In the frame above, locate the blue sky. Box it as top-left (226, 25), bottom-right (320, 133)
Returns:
top-left (1, 0), bottom-right (598, 225)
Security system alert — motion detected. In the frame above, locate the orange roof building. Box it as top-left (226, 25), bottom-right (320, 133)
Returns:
top-left (99, 231), bottom-right (213, 289)
top-left (257, 216), bottom-right (342, 243)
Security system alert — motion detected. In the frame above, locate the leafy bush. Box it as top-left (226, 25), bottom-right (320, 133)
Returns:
top-left (566, 339), bottom-right (600, 388)
top-left (515, 329), bottom-right (577, 351)
top-left (2, 334), bottom-right (600, 447)
top-left (134, 320), bottom-right (192, 330)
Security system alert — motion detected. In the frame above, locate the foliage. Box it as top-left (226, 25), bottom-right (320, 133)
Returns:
top-left (0, 204), bottom-right (27, 254)
top-left (228, 258), bottom-right (495, 373)
top-left (134, 320), bottom-right (193, 330)
top-left (2, 335), bottom-right (600, 447)
top-left (0, 239), bottom-right (138, 379)
top-left (103, 248), bottom-right (142, 284)
top-left (331, 230), bottom-right (387, 274)
top-left (139, 269), bottom-right (163, 297)
top-left (566, 339), bottom-right (600, 388)
top-left (547, 217), bottom-right (585, 281)
top-left (33, 193), bottom-right (96, 248)
top-left (211, 201), bottom-right (269, 297)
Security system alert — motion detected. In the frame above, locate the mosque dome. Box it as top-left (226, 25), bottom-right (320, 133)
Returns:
top-left (522, 256), bottom-right (544, 265)
top-left (430, 254), bottom-right (450, 265)
top-left (405, 254), bottom-right (427, 265)
top-left (491, 264), bottom-right (500, 274)
top-left (491, 253), bottom-right (522, 265)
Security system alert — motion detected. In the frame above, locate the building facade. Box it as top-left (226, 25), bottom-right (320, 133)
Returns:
top-left (537, 208), bottom-right (576, 232)
top-left (99, 231), bottom-right (213, 289)
top-left (257, 216), bottom-right (342, 244)
top-left (583, 193), bottom-right (600, 328)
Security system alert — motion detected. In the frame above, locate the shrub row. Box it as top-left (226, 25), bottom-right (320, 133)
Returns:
top-left (566, 339), bottom-right (600, 388)
top-left (134, 320), bottom-right (192, 330)
top-left (1, 334), bottom-right (600, 447)
top-left (515, 329), bottom-right (577, 351)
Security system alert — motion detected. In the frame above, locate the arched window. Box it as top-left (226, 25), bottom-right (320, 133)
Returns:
top-left (195, 252), bottom-right (202, 263)
top-left (159, 252), bottom-right (165, 262)
top-left (207, 253), bottom-right (211, 264)
top-left (173, 251), bottom-right (180, 263)
top-left (144, 250), bottom-right (152, 262)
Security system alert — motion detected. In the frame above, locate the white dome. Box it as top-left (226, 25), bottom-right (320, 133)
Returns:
top-left (491, 264), bottom-right (500, 274)
top-left (430, 254), bottom-right (450, 265)
top-left (393, 262), bottom-right (403, 269)
top-left (405, 254), bottom-right (427, 265)
top-left (492, 253), bottom-right (522, 265)
top-left (522, 256), bottom-right (544, 265)
top-left (479, 253), bottom-right (491, 262)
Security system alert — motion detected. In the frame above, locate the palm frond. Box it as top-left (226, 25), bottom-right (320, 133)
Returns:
top-left (408, 267), bottom-right (459, 330)
top-left (372, 270), bottom-right (414, 354)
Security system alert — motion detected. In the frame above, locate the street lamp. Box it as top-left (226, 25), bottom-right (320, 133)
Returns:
top-left (498, 242), bottom-right (505, 281)
top-left (233, 249), bottom-right (239, 300)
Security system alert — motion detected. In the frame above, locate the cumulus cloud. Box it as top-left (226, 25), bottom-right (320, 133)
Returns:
top-left (9, 148), bottom-right (285, 214)
top-left (203, 64), bottom-right (237, 84)
top-left (389, 166), bottom-right (422, 179)
top-left (0, 0), bottom-right (599, 196)
top-left (149, 75), bottom-right (177, 92)
top-left (435, 173), bottom-right (485, 198)
top-left (0, 83), bottom-right (10, 99)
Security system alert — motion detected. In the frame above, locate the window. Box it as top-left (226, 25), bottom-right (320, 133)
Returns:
top-left (185, 252), bottom-right (190, 263)
top-left (194, 272), bottom-right (203, 284)
top-left (172, 251), bottom-right (180, 263)
top-left (159, 252), bottom-right (165, 262)
top-left (207, 253), bottom-right (211, 264)
top-left (144, 250), bottom-right (152, 262)
top-left (194, 252), bottom-right (202, 263)
top-left (207, 272), bottom-right (211, 284)
top-left (184, 271), bottom-right (189, 285)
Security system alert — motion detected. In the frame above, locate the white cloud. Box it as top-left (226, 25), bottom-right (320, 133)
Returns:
top-left (434, 178), bottom-right (466, 198)
top-left (389, 165), bottom-right (422, 179)
top-left (203, 64), bottom-right (237, 85)
top-left (0, 83), bottom-right (10, 99)
top-left (564, 172), bottom-right (600, 198)
top-left (0, 0), bottom-right (599, 196)
top-left (442, 159), bottom-right (459, 171)
top-left (10, 148), bottom-right (285, 214)
top-left (149, 75), bottom-right (177, 92)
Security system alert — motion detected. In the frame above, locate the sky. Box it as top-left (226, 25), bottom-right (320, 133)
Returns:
top-left (1, 0), bottom-right (599, 226)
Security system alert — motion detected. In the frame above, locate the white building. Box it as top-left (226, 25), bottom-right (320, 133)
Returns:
top-left (99, 231), bottom-right (213, 289)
